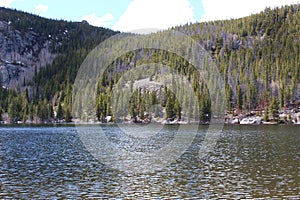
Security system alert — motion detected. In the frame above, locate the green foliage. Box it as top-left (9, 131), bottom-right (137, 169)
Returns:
top-left (264, 107), bottom-right (269, 122)
top-left (165, 90), bottom-right (176, 120)
top-left (80, 4), bottom-right (300, 122)
top-left (65, 108), bottom-right (72, 122)
top-left (1, 4), bottom-right (300, 123)
top-left (8, 95), bottom-right (22, 123)
top-left (0, 7), bottom-right (116, 123)
top-left (56, 103), bottom-right (63, 120)
top-left (269, 97), bottom-right (279, 121)
top-left (175, 4), bottom-right (300, 113)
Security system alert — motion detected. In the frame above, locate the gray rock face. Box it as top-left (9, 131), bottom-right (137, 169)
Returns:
top-left (0, 21), bottom-right (56, 88)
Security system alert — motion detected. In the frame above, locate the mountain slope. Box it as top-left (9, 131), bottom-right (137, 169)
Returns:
top-left (0, 7), bottom-right (117, 122)
top-left (0, 5), bottom-right (300, 123)
top-left (175, 4), bottom-right (300, 110)
top-left (0, 7), bottom-right (116, 88)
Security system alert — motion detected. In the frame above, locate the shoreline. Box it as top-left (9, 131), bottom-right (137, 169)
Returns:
top-left (1, 120), bottom-right (299, 126)
top-left (1, 111), bottom-right (300, 126)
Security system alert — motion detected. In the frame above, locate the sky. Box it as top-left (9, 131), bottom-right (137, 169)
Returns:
top-left (0, 0), bottom-right (299, 32)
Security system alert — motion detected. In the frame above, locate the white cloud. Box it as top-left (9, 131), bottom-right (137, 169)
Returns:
top-left (0, 0), bottom-right (15, 8)
top-left (82, 13), bottom-right (114, 27)
top-left (201, 0), bottom-right (299, 22)
top-left (35, 4), bottom-right (48, 15)
top-left (112, 0), bottom-right (195, 33)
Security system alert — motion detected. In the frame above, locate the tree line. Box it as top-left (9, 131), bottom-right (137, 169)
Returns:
top-left (0, 4), bottom-right (299, 123)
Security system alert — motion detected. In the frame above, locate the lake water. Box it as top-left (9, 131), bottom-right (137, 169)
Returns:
top-left (0, 125), bottom-right (299, 199)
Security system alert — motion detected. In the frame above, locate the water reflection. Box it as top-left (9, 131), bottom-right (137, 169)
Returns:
top-left (0, 125), bottom-right (299, 198)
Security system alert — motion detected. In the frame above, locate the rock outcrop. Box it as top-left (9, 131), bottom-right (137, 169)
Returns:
top-left (0, 20), bottom-right (56, 88)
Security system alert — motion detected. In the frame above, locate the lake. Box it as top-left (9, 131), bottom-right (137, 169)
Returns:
top-left (0, 125), bottom-right (299, 199)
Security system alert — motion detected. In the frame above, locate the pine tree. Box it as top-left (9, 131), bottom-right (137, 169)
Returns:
top-left (150, 91), bottom-right (158, 117)
top-left (8, 96), bottom-right (22, 123)
top-left (65, 108), bottom-right (72, 122)
top-left (174, 99), bottom-right (181, 120)
top-left (226, 84), bottom-right (233, 112)
top-left (165, 91), bottom-right (175, 120)
top-left (236, 84), bottom-right (243, 112)
top-left (270, 97), bottom-right (279, 121)
top-left (264, 107), bottom-right (269, 122)
top-left (2, 5), bottom-right (300, 123)
top-left (57, 103), bottom-right (63, 120)
top-left (139, 93), bottom-right (145, 120)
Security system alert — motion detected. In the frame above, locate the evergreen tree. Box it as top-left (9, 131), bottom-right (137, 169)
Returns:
top-left (270, 97), bottom-right (279, 121)
top-left (236, 84), bottom-right (243, 112)
top-left (174, 99), bottom-right (181, 120)
top-left (165, 91), bottom-right (175, 120)
top-left (65, 108), bottom-right (72, 122)
top-left (8, 96), bottom-right (22, 123)
top-left (264, 107), bottom-right (269, 122)
top-left (57, 103), bottom-right (63, 120)
top-left (1, 5), bottom-right (300, 123)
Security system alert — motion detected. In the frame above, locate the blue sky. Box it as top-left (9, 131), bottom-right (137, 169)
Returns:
top-left (1, 0), bottom-right (298, 32)
top-left (8, 0), bottom-right (138, 26)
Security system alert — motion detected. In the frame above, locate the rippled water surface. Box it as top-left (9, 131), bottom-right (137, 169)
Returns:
top-left (0, 125), bottom-right (299, 199)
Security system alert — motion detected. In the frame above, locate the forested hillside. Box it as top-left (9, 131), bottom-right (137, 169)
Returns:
top-left (0, 7), bottom-right (116, 123)
top-left (0, 4), bottom-right (299, 123)
top-left (175, 5), bottom-right (300, 113)
top-left (88, 4), bottom-right (300, 124)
